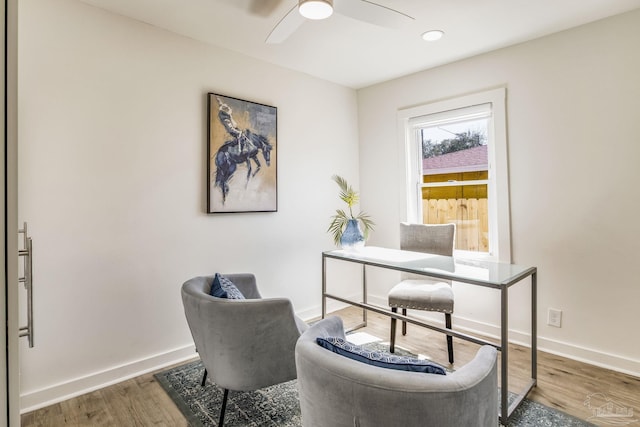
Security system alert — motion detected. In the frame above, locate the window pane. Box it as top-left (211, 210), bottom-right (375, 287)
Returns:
top-left (421, 185), bottom-right (489, 252)
top-left (421, 118), bottom-right (488, 177)
top-left (420, 118), bottom-right (489, 253)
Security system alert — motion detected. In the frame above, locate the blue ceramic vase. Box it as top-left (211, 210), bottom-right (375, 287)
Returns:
top-left (340, 219), bottom-right (365, 251)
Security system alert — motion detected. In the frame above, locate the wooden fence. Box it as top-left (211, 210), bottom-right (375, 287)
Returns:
top-left (422, 198), bottom-right (489, 252)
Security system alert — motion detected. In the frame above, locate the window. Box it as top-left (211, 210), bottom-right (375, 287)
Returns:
top-left (397, 88), bottom-right (511, 262)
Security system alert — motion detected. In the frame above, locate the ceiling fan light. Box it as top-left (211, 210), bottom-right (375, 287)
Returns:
top-left (299, 0), bottom-right (334, 20)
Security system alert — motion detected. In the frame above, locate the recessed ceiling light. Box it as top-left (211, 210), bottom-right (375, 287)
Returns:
top-left (422, 30), bottom-right (444, 42)
top-left (299, 0), bottom-right (334, 20)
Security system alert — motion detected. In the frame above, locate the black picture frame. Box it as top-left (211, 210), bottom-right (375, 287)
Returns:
top-left (207, 93), bottom-right (277, 213)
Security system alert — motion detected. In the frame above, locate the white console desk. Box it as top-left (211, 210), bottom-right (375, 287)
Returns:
top-left (321, 246), bottom-right (537, 425)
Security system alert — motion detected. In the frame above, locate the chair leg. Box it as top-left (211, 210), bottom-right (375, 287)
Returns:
top-left (390, 307), bottom-right (397, 353)
top-left (219, 388), bottom-right (229, 427)
top-left (201, 368), bottom-right (208, 386)
top-left (445, 313), bottom-right (454, 364)
top-left (402, 308), bottom-right (407, 336)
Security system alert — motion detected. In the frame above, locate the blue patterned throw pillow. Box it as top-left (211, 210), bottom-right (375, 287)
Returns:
top-left (210, 273), bottom-right (245, 300)
top-left (316, 337), bottom-right (446, 375)
top-left (210, 273), bottom-right (228, 298)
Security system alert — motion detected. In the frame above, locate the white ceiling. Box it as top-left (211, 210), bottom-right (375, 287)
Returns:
top-left (79, 0), bottom-right (640, 89)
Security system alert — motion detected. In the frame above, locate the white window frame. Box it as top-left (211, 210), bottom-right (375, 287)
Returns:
top-left (397, 88), bottom-right (511, 262)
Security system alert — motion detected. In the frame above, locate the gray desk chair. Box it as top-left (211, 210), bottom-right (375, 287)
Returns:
top-left (388, 222), bottom-right (456, 363)
top-left (181, 274), bottom-right (308, 427)
top-left (295, 316), bottom-right (498, 427)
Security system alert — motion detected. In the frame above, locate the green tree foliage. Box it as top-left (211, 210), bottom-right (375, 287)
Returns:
top-left (422, 129), bottom-right (486, 159)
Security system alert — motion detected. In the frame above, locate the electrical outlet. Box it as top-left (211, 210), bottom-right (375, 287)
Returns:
top-left (548, 308), bottom-right (562, 328)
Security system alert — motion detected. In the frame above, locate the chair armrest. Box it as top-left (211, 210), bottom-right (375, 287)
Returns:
top-left (299, 315), bottom-right (346, 343)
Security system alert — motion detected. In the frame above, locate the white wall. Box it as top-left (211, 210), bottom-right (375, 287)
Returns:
top-left (18, 0), bottom-right (359, 410)
top-left (358, 9), bottom-right (640, 376)
top-left (19, 0), bottom-right (640, 412)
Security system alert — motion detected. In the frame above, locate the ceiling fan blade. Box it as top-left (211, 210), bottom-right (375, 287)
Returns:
top-left (265, 4), bottom-right (306, 44)
top-left (334, 0), bottom-right (414, 28)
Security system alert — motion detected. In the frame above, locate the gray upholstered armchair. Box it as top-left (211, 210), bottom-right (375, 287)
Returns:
top-left (181, 274), bottom-right (308, 426)
top-left (295, 316), bottom-right (498, 427)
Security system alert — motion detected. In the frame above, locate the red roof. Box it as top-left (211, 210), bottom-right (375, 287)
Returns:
top-left (423, 145), bottom-right (488, 175)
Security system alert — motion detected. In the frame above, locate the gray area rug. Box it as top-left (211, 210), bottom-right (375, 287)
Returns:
top-left (155, 358), bottom-right (595, 427)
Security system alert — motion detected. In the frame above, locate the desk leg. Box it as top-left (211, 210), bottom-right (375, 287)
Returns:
top-left (322, 254), bottom-right (326, 319)
top-left (500, 286), bottom-right (509, 424)
top-left (362, 264), bottom-right (367, 326)
top-left (532, 271), bottom-right (537, 381)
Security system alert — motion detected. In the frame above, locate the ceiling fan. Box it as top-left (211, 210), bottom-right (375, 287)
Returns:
top-left (266, 0), bottom-right (414, 44)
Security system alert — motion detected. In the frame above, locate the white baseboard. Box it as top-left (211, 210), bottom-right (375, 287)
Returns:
top-left (20, 298), bottom-right (352, 414)
top-left (20, 344), bottom-right (198, 414)
top-left (364, 294), bottom-right (640, 378)
top-left (21, 296), bottom-right (639, 413)
top-left (451, 313), bottom-right (640, 377)
top-left (534, 336), bottom-right (640, 378)
top-left (297, 295), bottom-right (358, 322)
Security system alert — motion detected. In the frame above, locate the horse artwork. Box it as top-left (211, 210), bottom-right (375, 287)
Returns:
top-left (207, 93), bottom-right (277, 213)
top-left (214, 130), bottom-right (272, 203)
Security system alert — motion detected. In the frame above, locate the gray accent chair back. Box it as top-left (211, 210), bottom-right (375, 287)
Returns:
top-left (295, 316), bottom-right (498, 427)
top-left (181, 274), bottom-right (308, 426)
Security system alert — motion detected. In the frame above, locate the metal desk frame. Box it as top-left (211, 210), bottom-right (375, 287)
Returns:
top-left (321, 247), bottom-right (537, 425)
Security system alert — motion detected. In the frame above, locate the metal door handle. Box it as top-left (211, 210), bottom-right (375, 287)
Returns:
top-left (18, 222), bottom-right (34, 348)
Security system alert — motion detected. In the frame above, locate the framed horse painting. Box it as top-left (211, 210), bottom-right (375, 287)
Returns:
top-left (207, 93), bottom-right (277, 213)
